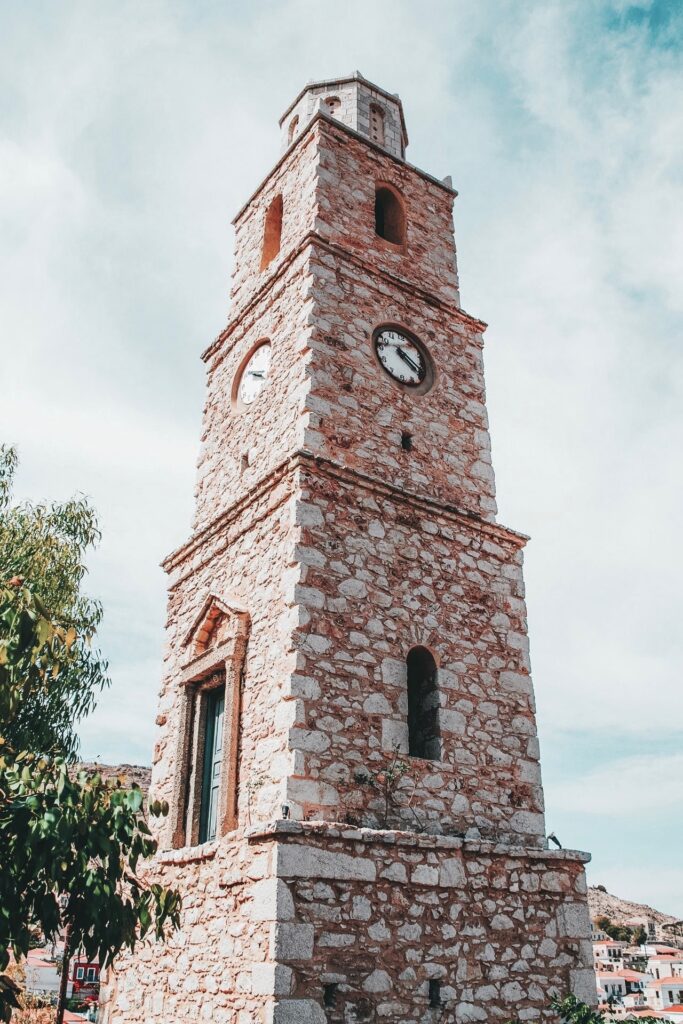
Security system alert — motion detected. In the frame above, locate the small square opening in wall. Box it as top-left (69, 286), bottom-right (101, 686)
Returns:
top-left (323, 982), bottom-right (338, 1008)
top-left (428, 979), bottom-right (442, 1008)
top-left (401, 431), bottom-right (413, 451)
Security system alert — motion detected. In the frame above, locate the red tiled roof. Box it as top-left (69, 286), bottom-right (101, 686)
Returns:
top-left (647, 976), bottom-right (683, 987)
top-left (625, 1011), bottom-right (669, 1018)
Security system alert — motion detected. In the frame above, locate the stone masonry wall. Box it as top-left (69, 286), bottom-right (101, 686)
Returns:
top-left (302, 242), bottom-right (495, 519)
top-left (229, 126), bottom-right (320, 315)
top-left (285, 459), bottom-right (543, 845)
top-left (152, 468), bottom-right (301, 847)
top-left (99, 831), bottom-right (277, 1024)
top-left (313, 117), bottom-right (459, 307)
top-left (194, 244), bottom-right (313, 529)
top-left (268, 822), bottom-right (594, 1024)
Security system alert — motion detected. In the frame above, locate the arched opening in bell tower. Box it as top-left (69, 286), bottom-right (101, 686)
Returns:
top-left (375, 185), bottom-right (406, 245)
top-left (369, 103), bottom-right (385, 145)
top-left (406, 646), bottom-right (441, 760)
top-left (260, 193), bottom-right (283, 270)
top-left (324, 95), bottom-right (341, 117)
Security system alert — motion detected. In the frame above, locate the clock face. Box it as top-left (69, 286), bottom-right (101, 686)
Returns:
top-left (375, 329), bottom-right (427, 386)
top-left (238, 343), bottom-right (271, 406)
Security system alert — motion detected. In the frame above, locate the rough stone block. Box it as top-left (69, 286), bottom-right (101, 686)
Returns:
top-left (439, 857), bottom-right (466, 888)
top-left (276, 843), bottom-right (376, 881)
top-left (248, 878), bottom-right (295, 922)
top-left (270, 922), bottom-right (315, 961)
top-left (251, 963), bottom-right (293, 996)
top-left (559, 901), bottom-right (591, 940)
top-left (272, 999), bottom-right (327, 1024)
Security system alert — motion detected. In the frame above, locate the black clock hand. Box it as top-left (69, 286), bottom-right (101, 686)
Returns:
top-left (397, 347), bottom-right (420, 374)
top-left (249, 370), bottom-right (265, 378)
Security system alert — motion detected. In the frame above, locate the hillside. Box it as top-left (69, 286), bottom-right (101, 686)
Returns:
top-left (76, 762), bottom-right (151, 799)
top-left (588, 885), bottom-right (680, 927)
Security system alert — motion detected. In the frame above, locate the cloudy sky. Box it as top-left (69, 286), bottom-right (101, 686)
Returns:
top-left (2, 0), bottom-right (681, 915)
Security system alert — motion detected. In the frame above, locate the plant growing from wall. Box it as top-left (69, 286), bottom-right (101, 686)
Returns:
top-left (353, 745), bottom-right (426, 831)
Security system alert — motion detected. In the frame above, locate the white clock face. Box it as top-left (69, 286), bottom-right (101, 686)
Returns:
top-left (238, 343), bottom-right (271, 406)
top-left (375, 329), bottom-right (426, 386)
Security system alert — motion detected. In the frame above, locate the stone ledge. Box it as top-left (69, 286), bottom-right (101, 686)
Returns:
top-left (245, 819), bottom-right (591, 864)
top-left (203, 226), bottom-right (484, 366)
top-left (158, 841), bottom-right (218, 865)
top-left (164, 449), bottom-right (528, 575)
top-left (231, 109), bottom-right (457, 228)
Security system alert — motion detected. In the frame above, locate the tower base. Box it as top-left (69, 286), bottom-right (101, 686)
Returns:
top-left (100, 821), bottom-right (594, 1023)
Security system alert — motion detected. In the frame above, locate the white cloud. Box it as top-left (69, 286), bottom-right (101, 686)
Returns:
top-left (0, 2), bottom-right (681, 910)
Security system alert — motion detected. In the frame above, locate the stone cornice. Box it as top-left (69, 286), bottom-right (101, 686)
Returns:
top-left (244, 819), bottom-right (591, 864)
top-left (202, 230), bottom-right (487, 366)
top-left (299, 452), bottom-right (529, 547)
top-left (232, 109), bottom-right (453, 228)
top-left (162, 457), bottom-right (295, 574)
top-left (162, 451), bottom-right (528, 578)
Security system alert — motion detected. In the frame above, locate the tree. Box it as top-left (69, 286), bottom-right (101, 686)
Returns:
top-left (0, 451), bottom-right (181, 1023)
top-left (506, 994), bottom-right (661, 1023)
top-left (0, 445), bottom-right (109, 759)
top-left (595, 915), bottom-right (634, 943)
top-left (0, 751), bottom-right (181, 1024)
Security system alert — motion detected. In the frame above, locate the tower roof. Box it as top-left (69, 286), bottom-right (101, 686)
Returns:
top-left (278, 71), bottom-right (409, 159)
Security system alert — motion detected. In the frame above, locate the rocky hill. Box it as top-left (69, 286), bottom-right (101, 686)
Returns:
top-left (76, 762), bottom-right (151, 799)
top-left (588, 885), bottom-right (680, 927)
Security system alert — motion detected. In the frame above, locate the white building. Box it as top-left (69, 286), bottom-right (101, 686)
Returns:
top-left (649, 956), bottom-right (683, 980)
top-left (647, 977), bottom-right (683, 1011)
top-left (595, 940), bottom-right (629, 970)
top-left (597, 971), bottom-right (627, 1003)
top-left (24, 948), bottom-right (61, 999)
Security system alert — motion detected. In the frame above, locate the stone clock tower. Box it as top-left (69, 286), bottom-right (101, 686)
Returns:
top-left (101, 73), bottom-right (594, 1023)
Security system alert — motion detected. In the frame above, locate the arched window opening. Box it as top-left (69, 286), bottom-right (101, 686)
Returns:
top-left (370, 104), bottom-right (385, 145)
top-left (407, 646), bottom-right (440, 760)
top-left (260, 194), bottom-right (283, 271)
top-left (324, 95), bottom-right (341, 118)
top-left (288, 115), bottom-right (299, 144)
top-left (375, 186), bottom-right (406, 245)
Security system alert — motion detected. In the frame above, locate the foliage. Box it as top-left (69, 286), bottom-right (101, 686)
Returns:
top-left (595, 915), bottom-right (639, 943)
top-left (0, 448), bottom-right (181, 1022)
top-left (0, 756), bottom-right (181, 977)
top-left (0, 445), bottom-right (109, 759)
top-left (506, 994), bottom-right (661, 1023)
